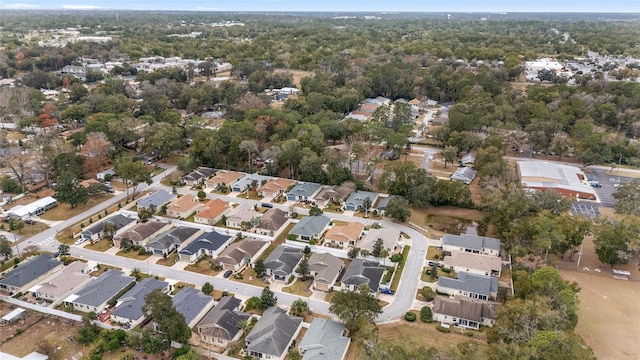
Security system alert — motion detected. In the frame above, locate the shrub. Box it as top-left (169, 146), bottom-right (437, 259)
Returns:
top-left (202, 282), bottom-right (214, 294)
top-left (245, 296), bottom-right (261, 311)
top-left (436, 325), bottom-right (451, 333)
top-left (12, 292), bottom-right (23, 299)
top-left (404, 312), bottom-right (416, 322)
top-left (390, 253), bottom-right (403, 262)
top-left (420, 287), bottom-right (436, 301)
top-left (420, 306), bottom-right (433, 322)
top-left (287, 234), bottom-right (297, 241)
top-left (433, 254), bottom-right (440, 260)
top-left (466, 332), bottom-right (475, 337)
top-left (138, 247), bottom-right (147, 255)
top-left (441, 267), bottom-right (452, 273)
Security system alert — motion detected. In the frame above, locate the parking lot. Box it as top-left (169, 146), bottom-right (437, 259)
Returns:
top-left (571, 202), bottom-right (600, 217)
top-left (585, 169), bottom-right (629, 207)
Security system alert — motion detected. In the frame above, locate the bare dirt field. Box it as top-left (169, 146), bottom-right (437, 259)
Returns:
top-left (557, 235), bottom-right (640, 360)
top-left (0, 302), bottom-right (84, 359)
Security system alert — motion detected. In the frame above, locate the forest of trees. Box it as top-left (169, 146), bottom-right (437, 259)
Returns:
top-left (1, 11), bottom-right (639, 360)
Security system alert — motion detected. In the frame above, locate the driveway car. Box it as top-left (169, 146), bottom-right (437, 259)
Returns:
top-left (223, 270), bottom-right (233, 278)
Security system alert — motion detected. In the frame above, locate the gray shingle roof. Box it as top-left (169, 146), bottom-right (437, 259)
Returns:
top-left (290, 216), bottom-right (331, 238)
top-left (111, 278), bottom-right (168, 321)
top-left (232, 174), bottom-right (271, 192)
top-left (146, 226), bottom-right (200, 251)
top-left (0, 254), bottom-right (61, 289)
top-left (342, 259), bottom-right (384, 292)
top-left (451, 167), bottom-right (477, 183)
top-left (344, 191), bottom-right (378, 209)
top-left (437, 271), bottom-right (498, 297)
top-left (82, 214), bottom-right (136, 236)
top-left (299, 318), bottom-right (350, 360)
top-left (245, 307), bottom-right (302, 358)
top-left (443, 234), bottom-right (501, 252)
top-left (179, 231), bottom-right (231, 255)
top-left (263, 246), bottom-right (303, 277)
top-left (287, 182), bottom-right (322, 199)
top-left (257, 208), bottom-right (288, 232)
top-left (137, 190), bottom-right (176, 210)
top-left (433, 297), bottom-right (500, 322)
top-left (181, 167), bottom-right (216, 183)
top-left (67, 269), bottom-right (135, 307)
top-left (172, 287), bottom-right (213, 326)
top-left (197, 296), bottom-right (250, 341)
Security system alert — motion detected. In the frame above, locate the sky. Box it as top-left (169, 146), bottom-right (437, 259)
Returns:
top-left (0, 0), bottom-right (639, 12)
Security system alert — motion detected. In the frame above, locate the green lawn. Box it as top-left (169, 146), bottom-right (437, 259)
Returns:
top-left (427, 246), bottom-right (443, 260)
top-left (184, 256), bottom-right (221, 276)
top-left (390, 246), bottom-right (410, 291)
top-left (231, 268), bottom-right (270, 287)
top-left (283, 278), bottom-right (313, 297)
top-left (156, 252), bottom-right (179, 267)
top-left (39, 194), bottom-right (114, 221)
top-left (83, 239), bottom-right (114, 252)
top-left (116, 249), bottom-right (151, 261)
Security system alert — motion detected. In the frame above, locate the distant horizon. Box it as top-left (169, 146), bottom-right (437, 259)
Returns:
top-left (1, 1), bottom-right (639, 13)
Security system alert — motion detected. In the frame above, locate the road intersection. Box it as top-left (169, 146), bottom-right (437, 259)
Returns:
top-left (10, 164), bottom-right (437, 323)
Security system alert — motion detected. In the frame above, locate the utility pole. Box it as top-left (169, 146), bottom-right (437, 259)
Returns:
top-left (576, 241), bottom-right (585, 268)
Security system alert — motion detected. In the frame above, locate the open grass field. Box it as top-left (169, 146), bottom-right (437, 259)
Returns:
top-left (39, 194), bottom-right (114, 221)
top-left (557, 234), bottom-right (640, 360)
top-left (409, 206), bottom-right (485, 238)
top-left (349, 314), bottom-right (488, 358)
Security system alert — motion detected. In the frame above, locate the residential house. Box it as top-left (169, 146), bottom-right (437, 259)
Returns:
top-left (178, 231), bottom-right (232, 262)
top-left (359, 227), bottom-right (401, 254)
top-left (197, 296), bottom-right (251, 347)
top-left (0, 254), bottom-right (62, 294)
top-left (4, 197), bottom-right (57, 220)
top-left (181, 167), bottom-right (216, 186)
top-left (29, 261), bottom-right (91, 301)
top-left (169, 287), bottom-right (215, 328)
top-left (64, 269), bottom-right (136, 313)
top-left (373, 195), bottom-right (394, 216)
top-left (206, 171), bottom-right (244, 190)
top-left (324, 221), bottom-right (364, 249)
top-left (286, 182), bottom-right (322, 202)
top-left (341, 259), bottom-right (384, 292)
top-left (255, 208), bottom-right (289, 236)
top-left (113, 220), bottom-right (168, 247)
top-left (257, 178), bottom-right (295, 199)
top-left (110, 278), bottom-right (170, 328)
top-left (263, 246), bottom-right (303, 282)
top-left (308, 252), bottom-right (343, 292)
top-left (450, 167), bottom-right (476, 185)
top-left (460, 153), bottom-right (476, 167)
top-left (194, 199), bottom-right (229, 225)
top-left (145, 226), bottom-right (201, 256)
top-left (231, 174), bottom-right (270, 193)
top-left (96, 168), bottom-right (115, 181)
top-left (245, 307), bottom-right (303, 360)
top-left (80, 214), bottom-right (137, 242)
top-left (216, 238), bottom-right (268, 271)
top-left (314, 183), bottom-right (356, 208)
top-left (443, 251), bottom-right (502, 277)
top-left (298, 318), bottom-right (350, 360)
top-left (289, 216), bottom-right (331, 242)
top-left (437, 272), bottom-right (499, 301)
top-left (225, 204), bottom-right (261, 229)
top-left (344, 191), bottom-right (379, 212)
top-left (442, 234), bottom-right (501, 257)
top-left (432, 296), bottom-right (501, 330)
top-left (165, 194), bottom-right (202, 218)
top-left (136, 190), bottom-right (176, 211)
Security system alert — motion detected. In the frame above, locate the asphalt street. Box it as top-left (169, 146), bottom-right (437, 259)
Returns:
top-left (10, 164), bottom-right (437, 323)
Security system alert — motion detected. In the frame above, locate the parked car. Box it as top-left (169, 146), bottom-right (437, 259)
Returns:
top-left (427, 261), bottom-right (441, 267)
top-left (74, 238), bottom-right (86, 245)
top-left (261, 203), bottom-right (274, 208)
top-left (380, 288), bottom-right (395, 295)
top-left (588, 179), bottom-right (601, 187)
top-left (24, 219), bottom-right (36, 225)
top-left (223, 270), bottom-right (233, 278)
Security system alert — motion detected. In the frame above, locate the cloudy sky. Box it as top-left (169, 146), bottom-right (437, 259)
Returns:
top-left (1, 0), bottom-right (638, 12)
